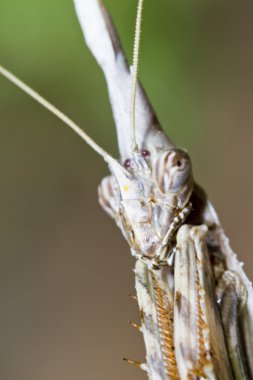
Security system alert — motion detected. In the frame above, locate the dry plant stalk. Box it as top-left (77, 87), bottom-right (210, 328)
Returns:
top-left (0, 0), bottom-right (253, 379)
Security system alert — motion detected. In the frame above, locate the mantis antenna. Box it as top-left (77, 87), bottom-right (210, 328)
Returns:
top-left (130, 0), bottom-right (144, 153)
top-left (0, 65), bottom-right (111, 162)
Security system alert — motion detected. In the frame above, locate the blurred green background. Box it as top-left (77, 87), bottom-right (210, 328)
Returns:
top-left (0, 1), bottom-right (253, 379)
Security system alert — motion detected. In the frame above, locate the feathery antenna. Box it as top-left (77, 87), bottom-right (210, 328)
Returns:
top-left (130, 0), bottom-right (145, 153)
top-left (0, 65), bottom-right (111, 161)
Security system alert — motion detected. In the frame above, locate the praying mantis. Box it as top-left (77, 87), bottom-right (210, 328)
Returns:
top-left (1, 0), bottom-right (253, 379)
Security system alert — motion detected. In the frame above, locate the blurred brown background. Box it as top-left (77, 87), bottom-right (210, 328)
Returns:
top-left (0, 0), bottom-right (253, 379)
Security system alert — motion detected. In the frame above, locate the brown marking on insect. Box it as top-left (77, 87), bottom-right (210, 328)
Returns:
top-left (175, 291), bottom-right (182, 313)
top-left (139, 308), bottom-right (144, 323)
top-left (150, 196), bottom-right (157, 204)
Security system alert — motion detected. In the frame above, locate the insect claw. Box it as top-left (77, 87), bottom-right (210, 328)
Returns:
top-left (123, 358), bottom-right (148, 372)
top-left (128, 320), bottom-right (141, 331)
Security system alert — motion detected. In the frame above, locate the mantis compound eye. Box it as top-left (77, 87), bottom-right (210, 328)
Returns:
top-left (124, 158), bottom-right (134, 170)
top-left (154, 149), bottom-right (192, 194)
top-left (141, 149), bottom-right (150, 158)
